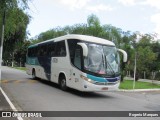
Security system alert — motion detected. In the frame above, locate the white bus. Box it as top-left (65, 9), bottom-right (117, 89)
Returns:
top-left (26, 34), bottom-right (127, 92)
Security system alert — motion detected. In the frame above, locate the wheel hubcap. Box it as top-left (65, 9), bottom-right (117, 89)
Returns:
top-left (61, 79), bottom-right (66, 87)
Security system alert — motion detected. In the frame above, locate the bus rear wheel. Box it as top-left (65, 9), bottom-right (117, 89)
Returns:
top-left (59, 75), bottom-right (67, 91)
top-left (32, 69), bottom-right (37, 79)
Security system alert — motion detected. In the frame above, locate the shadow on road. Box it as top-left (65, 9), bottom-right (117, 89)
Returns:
top-left (31, 78), bottom-right (113, 99)
top-left (68, 90), bottom-right (113, 99)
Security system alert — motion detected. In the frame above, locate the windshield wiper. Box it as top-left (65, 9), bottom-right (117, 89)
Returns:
top-left (105, 57), bottom-right (116, 77)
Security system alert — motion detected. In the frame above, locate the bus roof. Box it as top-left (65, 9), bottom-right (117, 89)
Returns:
top-left (30, 34), bottom-right (115, 47)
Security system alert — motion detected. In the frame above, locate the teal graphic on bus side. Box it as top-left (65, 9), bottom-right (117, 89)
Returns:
top-left (26, 57), bottom-right (40, 65)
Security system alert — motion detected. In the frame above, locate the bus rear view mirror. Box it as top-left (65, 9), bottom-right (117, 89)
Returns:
top-left (77, 43), bottom-right (88, 57)
top-left (118, 49), bottom-right (127, 62)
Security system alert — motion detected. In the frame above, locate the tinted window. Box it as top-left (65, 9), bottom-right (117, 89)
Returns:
top-left (28, 47), bottom-right (37, 57)
top-left (28, 40), bottom-right (66, 57)
top-left (39, 46), bottom-right (43, 56)
top-left (67, 39), bottom-right (79, 64)
top-left (37, 44), bottom-right (49, 56)
top-left (41, 45), bottom-right (48, 56)
top-left (47, 42), bottom-right (56, 56)
top-left (55, 41), bottom-right (66, 57)
top-left (37, 46), bottom-right (42, 56)
top-left (28, 48), bottom-right (32, 57)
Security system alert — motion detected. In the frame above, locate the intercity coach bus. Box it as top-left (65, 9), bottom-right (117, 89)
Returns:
top-left (26, 34), bottom-right (127, 92)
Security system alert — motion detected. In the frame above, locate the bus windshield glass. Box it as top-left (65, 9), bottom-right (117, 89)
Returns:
top-left (84, 43), bottom-right (120, 76)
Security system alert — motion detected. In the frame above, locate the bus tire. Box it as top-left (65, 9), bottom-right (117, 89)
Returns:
top-left (59, 74), bottom-right (67, 91)
top-left (32, 69), bottom-right (37, 79)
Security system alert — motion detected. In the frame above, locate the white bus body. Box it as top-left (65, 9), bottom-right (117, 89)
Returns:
top-left (26, 34), bottom-right (127, 92)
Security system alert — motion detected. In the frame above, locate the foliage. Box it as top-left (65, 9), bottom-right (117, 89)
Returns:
top-left (0, 0), bottom-right (29, 10)
top-left (0, 0), bottom-right (30, 67)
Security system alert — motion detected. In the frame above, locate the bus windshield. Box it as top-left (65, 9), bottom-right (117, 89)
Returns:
top-left (84, 43), bottom-right (120, 77)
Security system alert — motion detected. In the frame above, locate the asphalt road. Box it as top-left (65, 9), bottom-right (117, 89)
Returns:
top-left (1, 66), bottom-right (160, 120)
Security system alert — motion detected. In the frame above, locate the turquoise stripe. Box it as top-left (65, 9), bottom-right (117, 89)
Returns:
top-left (26, 57), bottom-right (40, 65)
top-left (87, 74), bottom-right (108, 82)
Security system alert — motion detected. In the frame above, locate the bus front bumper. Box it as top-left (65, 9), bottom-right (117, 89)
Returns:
top-left (82, 81), bottom-right (120, 92)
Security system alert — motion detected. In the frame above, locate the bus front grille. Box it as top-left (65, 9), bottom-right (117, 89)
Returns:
top-left (94, 82), bottom-right (117, 86)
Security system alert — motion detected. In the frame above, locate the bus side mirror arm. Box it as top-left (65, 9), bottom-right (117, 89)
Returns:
top-left (118, 49), bottom-right (127, 62)
top-left (77, 43), bottom-right (88, 57)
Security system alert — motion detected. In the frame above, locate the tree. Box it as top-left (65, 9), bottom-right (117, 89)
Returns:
top-left (136, 46), bottom-right (156, 72)
top-left (2, 7), bottom-right (30, 67)
top-left (87, 14), bottom-right (100, 27)
top-left (87, 14), bottom-right (103, 36)
top-left (127, 33), bottom-right (157, 79)
top-left (150, 41), bottom-right (160, 72)
top-left (0, 0), bottom-right (30, 69)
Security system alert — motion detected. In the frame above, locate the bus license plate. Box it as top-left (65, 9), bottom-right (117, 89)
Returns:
top-left (102, 87), bottom-right (108, 90)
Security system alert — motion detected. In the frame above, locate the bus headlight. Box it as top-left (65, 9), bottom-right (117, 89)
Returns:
top-left (80, 75), bottom-right (95, 84)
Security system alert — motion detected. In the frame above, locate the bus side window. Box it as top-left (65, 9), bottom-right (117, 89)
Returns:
top-left (48, 42), bottom-right (56, 56)
top-left (28, 47), bottom-right (36, 57)
top-left (42, 45), bottom-right (47, 56)
top-left (37, 46), bottom-right (41, 56)
top-left (39, 45), bottom-right (47, 56)
top-left (34, 47), bottom-right (38, 57)
top-left (28, 48), bottom-right (31, 57)
top-left (55, 41), bottom-right (66, 57)
top-left (40, 46), bottom-right (44, 56)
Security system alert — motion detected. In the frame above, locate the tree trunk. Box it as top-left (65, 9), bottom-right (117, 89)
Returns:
top-left (12, 52), bottom-right (14, 67)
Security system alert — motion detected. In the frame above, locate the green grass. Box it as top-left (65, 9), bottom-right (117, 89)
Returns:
top-left (119, 80), bottom-right (160, 89)
top-left (13, 67), bottom-right (27, 71)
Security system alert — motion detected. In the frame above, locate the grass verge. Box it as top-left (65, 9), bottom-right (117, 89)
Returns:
top-left (119, 80), bottom-right (160, 89)
top-left (13, 67), bottom-right (26, 71)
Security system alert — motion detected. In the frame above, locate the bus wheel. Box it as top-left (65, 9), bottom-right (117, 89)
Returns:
top-left (59, 75), bottom-right (67, 91)
top-left (32, 69), bottom-right (36, 79)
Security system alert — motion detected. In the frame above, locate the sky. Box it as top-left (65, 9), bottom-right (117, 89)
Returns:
top-left (27, 0), bottom-right (160, 39)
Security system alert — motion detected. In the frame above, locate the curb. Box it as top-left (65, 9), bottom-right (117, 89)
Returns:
top-left (118, 89), bottom-right (160, 92)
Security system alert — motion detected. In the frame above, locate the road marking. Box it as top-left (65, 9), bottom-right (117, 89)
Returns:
top-left (15, 80), bottom-right (21, 83)
top-left (1, 80), bottom-right (38, 84)
top-left (29, 80), bottom-right (37, 83)
top-left (0, 87), bottom-right (23, 120)
top-left (2, 80), bottom-right (8, 83)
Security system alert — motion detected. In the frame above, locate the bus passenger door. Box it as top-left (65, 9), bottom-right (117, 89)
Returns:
top-left (51, 57), bottom-right (59, 83)
top-left (70, 45), bottom-right (83, 90)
